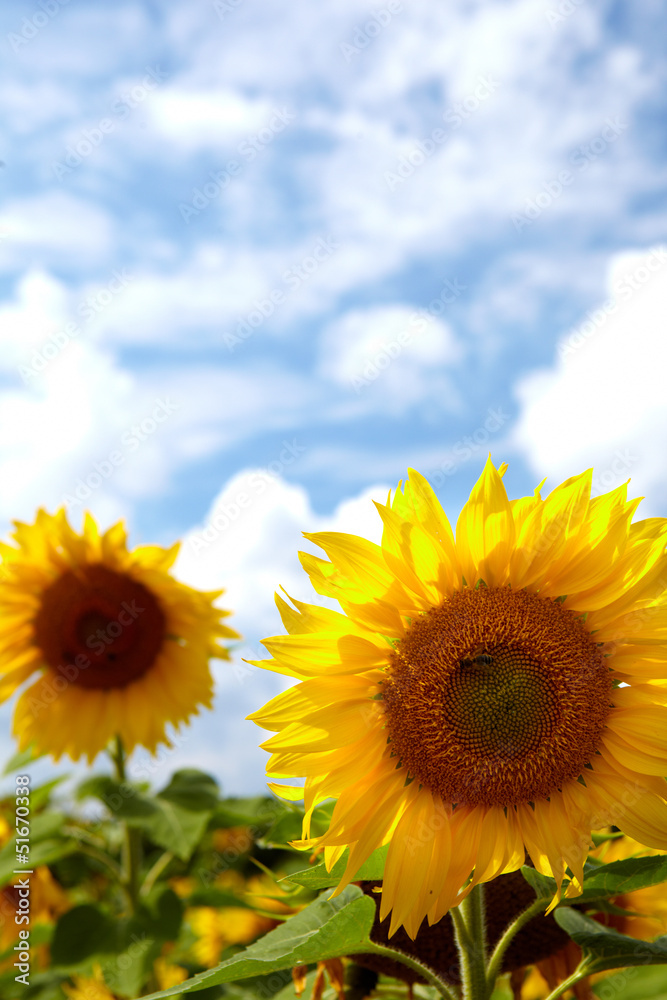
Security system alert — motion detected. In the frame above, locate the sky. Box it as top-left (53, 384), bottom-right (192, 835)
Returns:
top-left (0, 0), bottom-right (665, 795)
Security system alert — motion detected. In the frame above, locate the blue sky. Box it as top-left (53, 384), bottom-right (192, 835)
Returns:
top-left (0, 0), bottom-right (666, 794)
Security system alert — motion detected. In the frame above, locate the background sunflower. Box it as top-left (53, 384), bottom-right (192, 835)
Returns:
top-left (0, 509), bottom-right (239, 762)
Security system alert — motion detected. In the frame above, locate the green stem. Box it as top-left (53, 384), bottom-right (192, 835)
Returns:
top-left (140, 850), bottom-right (174, 899)
top-left (110, 734), bottom-right (142, 915)
top-left (452, 885), bottom-right (487, 1000)
top-left (542, 966), bottom-right (589, 1000)
top-left (360, 942), bottom-right (459, 1000)
top-left (485, 895), bottom-right (548, 989)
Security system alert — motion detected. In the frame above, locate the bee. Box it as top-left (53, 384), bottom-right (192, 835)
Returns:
top-left (460, 647), bottom-right (493, 669)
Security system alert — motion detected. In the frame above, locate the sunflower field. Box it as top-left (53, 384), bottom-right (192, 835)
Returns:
top-left (3, 462), bottom-right (667, 1000)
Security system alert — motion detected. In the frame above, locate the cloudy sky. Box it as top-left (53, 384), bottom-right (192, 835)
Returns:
top-left (0, 0), bottom-right (665, 794)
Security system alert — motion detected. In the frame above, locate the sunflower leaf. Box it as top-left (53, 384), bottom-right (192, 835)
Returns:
top-left (158, 769), bottom-right (220, 811)
top-left (50, 904), bottom-right (119, 966)
top-left (282, 844), bottom-right (389, 889)
top-left (554, 908), bottom-right (667, 973)
top-left (0, 809), bottom-right (77, 887)
top-left (139, 885), bottom-right (377, 999)
top-left (521, 855), bottom-right (667, 908)
top-left (76, 776), bottom-right (213, 861)
top-left (576, 854), bottom-right (667, 899)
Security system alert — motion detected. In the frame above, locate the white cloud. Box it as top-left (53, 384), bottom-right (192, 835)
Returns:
top-left (174, 471), bottom-right (389, 642)
top-left (319, 304), bottom-right (463, 413)
top-left (0, 270), bottom-right (70, 370)
top-left (0, 191), bottom-right (115, 270)
top-left (512, 246), bottom-right (667, 509)
top-left (147, 87), bottom-right (272, 150)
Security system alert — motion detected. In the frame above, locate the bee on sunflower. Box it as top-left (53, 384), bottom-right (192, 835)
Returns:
top-left (249, 458), bottom-right (667, 938)
top-left (0, 509), bottom-right (239, 762)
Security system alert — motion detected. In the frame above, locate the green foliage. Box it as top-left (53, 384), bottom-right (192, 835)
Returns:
top-left (51, 904), bottom-right (119, 966)
top-left (77, 771), bottom-right (217, 861)
top-left (555, 908), bottom-right (667, 973)
top-left (141, 886), bottom-right (377, 998)
top-left (521, 854), bottom-right (667, 908)
top-left (285, 843), bottom-right (389, 889)
top-left (6, 746), bottom-right (667, 1000)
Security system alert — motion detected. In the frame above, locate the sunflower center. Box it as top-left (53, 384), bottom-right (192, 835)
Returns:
top-left (445, 648), bottom-right (559, 759)
top-left (33, 565), bottom-right (166, 690)
top-left (383, 587), bottom-right (612, 807)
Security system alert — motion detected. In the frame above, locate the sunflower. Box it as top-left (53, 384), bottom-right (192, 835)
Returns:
top-left (249, 458), bottom-right (667, 937)
top-left (0, 508), bottom-right (239, 761)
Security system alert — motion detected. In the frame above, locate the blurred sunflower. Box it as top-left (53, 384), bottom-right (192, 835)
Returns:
top-left (62, 965), bottom-right (117, 1000)
top-left (250, 458), bottom-right (667, 936)
top-left (187, 872), bottom-right (293, 967)
top-left (0, 509), bottom-right (239, 761)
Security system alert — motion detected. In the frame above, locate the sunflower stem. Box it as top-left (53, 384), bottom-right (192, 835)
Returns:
top-left (484, 895), bottom-right (548, 990)
top-left (110, 734), bottom-right (142, 915)
top-left (542, 966), bottom-right (589, 1000)
top-left (140, 849), bottom-right (174, 899)
top-left (452, 885), bottom-right (488, 1000)
top-left (362, 942), bottom-right (459, 1000)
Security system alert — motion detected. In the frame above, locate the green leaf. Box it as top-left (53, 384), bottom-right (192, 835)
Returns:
top-left (210, 796), bottom-right (283, 830)
top-left (518, 865), bottom-right (555, 901)
top-left (521, 855), bottom-right (667, 909)
top-left (592, 965), bottom-right (667, 999)
top-left (2, 743), bottom-right (45, 775)
top-left (102, 935), bottom-right (160, 999)
top-left (141, 885), bottom-right (377, 998)
top-left (77, 776), bottom-right (212, 861)
top-left (147, 796), bottom-right (212, 861)
top-left (0, 824), bottom-right (78, 887)
top-left (26, 777), bottom-right (66, 811)
top-left (555, 909), bottom-right (667, 974)
top-left (139, 885), bottom-right (184, 941)
top-left (158, 770), bottom-right (220, 812)
top-left (285, 844), bottom-right (388, 889)
top-left (577, 855), bottom-right (667, 900)
top-left (51, 904), bottom-right (118, 966)
top-left (261, 803), bottom-right (334, 848)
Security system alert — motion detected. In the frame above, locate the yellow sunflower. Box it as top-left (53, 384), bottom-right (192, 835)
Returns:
top-left (249, 458), bottom-right (667, 938)
top-left (0, 508), bottom-right (239, 761)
